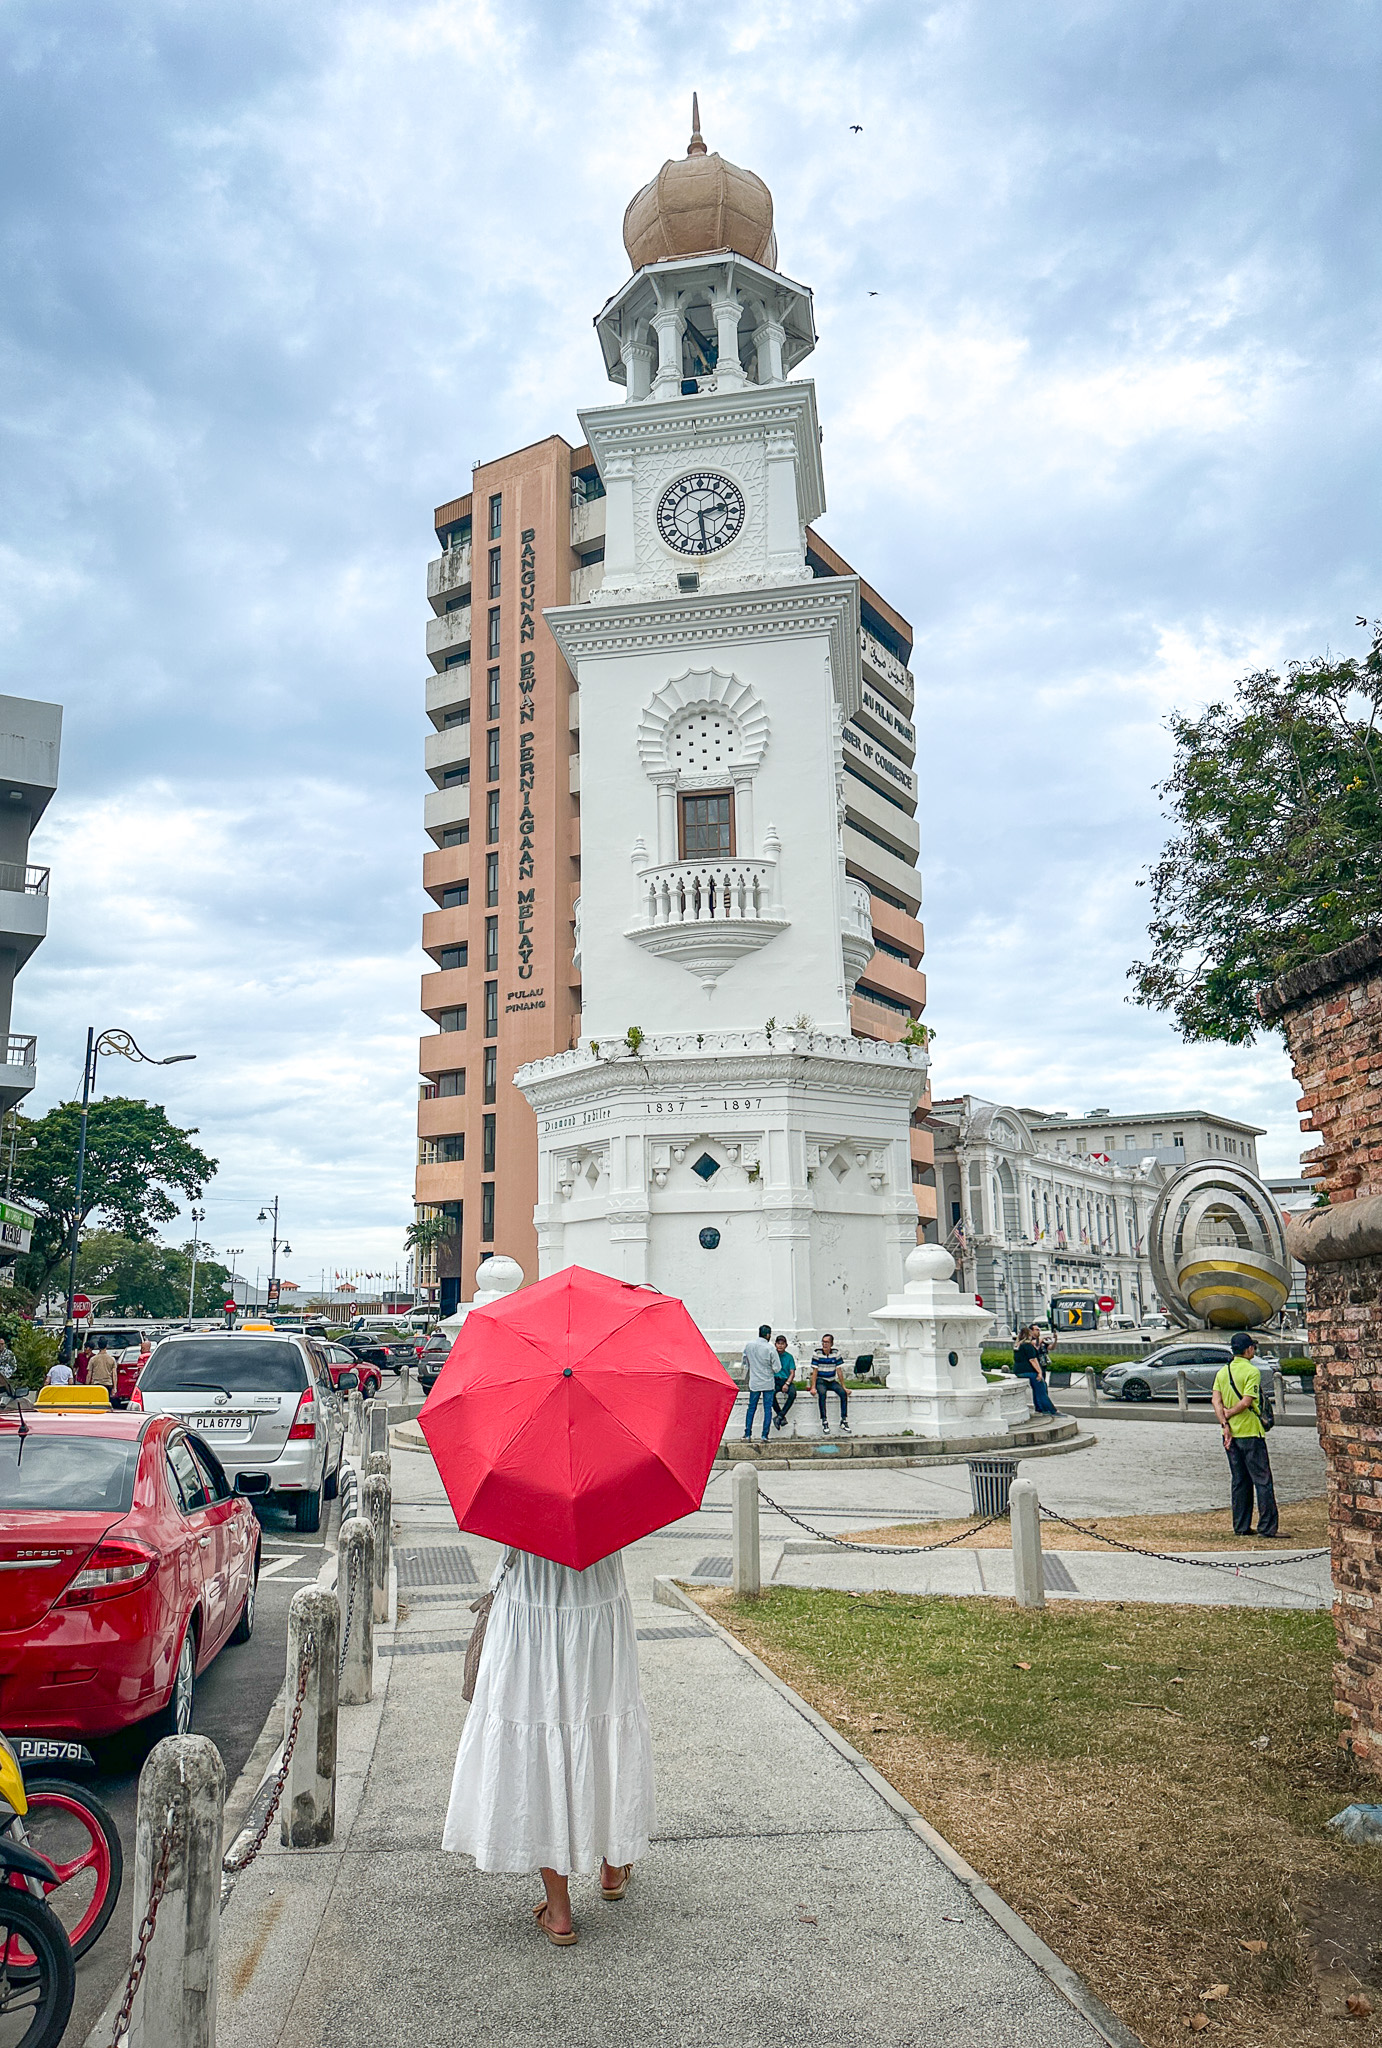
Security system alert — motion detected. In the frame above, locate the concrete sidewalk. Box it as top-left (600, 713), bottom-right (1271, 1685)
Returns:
top-left (218, 1454), bottom-right (1128, 2047)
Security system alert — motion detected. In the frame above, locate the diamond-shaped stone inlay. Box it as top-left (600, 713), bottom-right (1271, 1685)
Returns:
top-left (692, 1152), bottom-right (720, 1182)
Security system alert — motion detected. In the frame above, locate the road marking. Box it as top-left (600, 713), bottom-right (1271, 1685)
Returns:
top-left (258, 1553), bottom-right (304, 1578)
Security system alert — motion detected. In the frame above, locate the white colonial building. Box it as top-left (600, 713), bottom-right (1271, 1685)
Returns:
top-left (515, 111), bottom-right (926, 1358)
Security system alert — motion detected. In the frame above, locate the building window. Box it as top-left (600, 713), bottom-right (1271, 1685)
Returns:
top-left (487, 608), bottom-right (501, 659)
top-left (481, 1182), bottom-right (495, 1241)
top-left (443, 515), bottom-right (471, 550)
top-left (441, 882), bottom-right (469, 908)
top-left (487, 668), bottom-right (501, 719)
top-left (487, 729), bottom-right (501, 783)
top-left (440, 945), bottom-right (468, 971)
top-left (482, 1113), bottom-right (496, 1173)
top-left (487, 792), bottom-right (500, 844)
top-left (444, 594), bottom-right (467, 614)
top-left (1152, 1131), bottom-right (1164, 1147)
top-left (483, 1047), bottom-right (497, 1103)
top-left (488, 548), bottom-right (501, 598)
top-left (488, 494), bottom-right (502, 540)
top-left (441, 827), bottom-right (468, 848)
top-left (485, 852), bottom-right (499, 906)
top-left (484, 981), bottom-right (498, 1037)
top-left (580, 545), bottom-right (605, 568)
top-left (443, 705), bottom-right (470, 727)
top-left (679, 791), bottom-right (734, 859)
top-left (1172, 1132), bottom-right (1183, 1148)
top-left (443, 764), bottom-right (469, 786)
top-left (438, 1070), bottom-right (465, 1096)
top-left (485, 915), bottom-right (499, 972)
top-left (444, 650), bottom-right (469, 671)
top-left (439, 1135), bottom-right (465, 1162)
top-left (439, 1006), bottom-right (467, 1033)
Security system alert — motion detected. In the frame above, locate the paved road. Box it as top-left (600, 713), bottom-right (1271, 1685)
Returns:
top-left (61, 1494), bottom-right (337, 2046)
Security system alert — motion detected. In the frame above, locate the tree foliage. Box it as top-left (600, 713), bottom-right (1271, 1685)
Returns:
top-left (0, 1312), bottom-right (58, 1392)
top-left (1129, 621), bottom-right (1382, 1043)
top-left (75, 1231), bottom-right (233, 1319)
top-left (12, 1097), bottom-right (217, 1298)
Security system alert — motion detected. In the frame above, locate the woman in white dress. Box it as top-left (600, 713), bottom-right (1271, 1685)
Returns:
top-left (442, 1544), bottom-right (656, 1945)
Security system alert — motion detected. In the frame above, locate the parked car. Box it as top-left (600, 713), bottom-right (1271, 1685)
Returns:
top-left (317, 1341), bottom-right (380, 1400)
top-left (0, 1405), bottom-right (260, 1737)
top-left (133, 1330), bottom-right (346, 1532)
top-left (1102, 1340), bottom-right (1277, 1409)
top-left (340, 1332), bottom-right (417, 1376)
top-left (416, 1330), bottom-right (453, 1394)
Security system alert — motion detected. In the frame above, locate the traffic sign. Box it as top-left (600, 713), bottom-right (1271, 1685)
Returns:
top-left (224, 1301), bottom-right (237, 1313)
top-left (72, 1293), bottom-right (92, 1319)
top-left (1097, 1295), bottom-right (1116, 1312)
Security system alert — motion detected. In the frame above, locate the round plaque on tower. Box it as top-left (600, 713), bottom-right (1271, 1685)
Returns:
top-left (698, 1227), bottom-right (721, 1250)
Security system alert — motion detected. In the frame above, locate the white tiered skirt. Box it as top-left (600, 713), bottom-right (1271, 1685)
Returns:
top-left (442, 1547), bottom-right (655, 1875)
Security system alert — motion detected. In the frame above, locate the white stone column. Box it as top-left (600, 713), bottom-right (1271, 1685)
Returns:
top-left (710, 277), bottom-right (746, 389)
top-left (753, 318), bottom-right (785, 384)
top-left (764, 429), bottom-right (800, 569)
top-left (731, 767), bottom-right (755, 860)
top-left (650, 302), bottom-right (685, 400)
top-left (621, 329), bottom-right (654, 402)
top-left (654, 773), bottom-right (678, 864)
top-left (601, 453), bottom-right (636, 584)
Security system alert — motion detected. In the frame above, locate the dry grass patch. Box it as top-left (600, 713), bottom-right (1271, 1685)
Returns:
top-left (843, 1495), bottom-right (1330, 1554)
top-left (694, 1584), bottom-right (1380, 2046)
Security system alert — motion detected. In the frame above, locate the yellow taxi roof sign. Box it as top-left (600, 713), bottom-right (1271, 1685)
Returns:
top-left (36, 1384), bottom-right (112, 1408)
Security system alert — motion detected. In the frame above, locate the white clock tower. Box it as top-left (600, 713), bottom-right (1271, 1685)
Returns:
top-left (516, 102), bottom-right (927, 1359)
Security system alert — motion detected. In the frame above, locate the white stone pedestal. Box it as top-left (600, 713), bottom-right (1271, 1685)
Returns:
top-left (870, 1245), bottom-right (1031, 1440)
top-left (432, 1253), bottom-right (525, 1340)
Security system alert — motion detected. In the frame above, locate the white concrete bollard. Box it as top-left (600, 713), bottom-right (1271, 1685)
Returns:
top-left (1010, 1477), bottom-right (1045, 1610)
top-left (1085, 1368), bottom-right (1098, 1412)
top-left (347, 1388), bottom-right (363, 1452)
top-left (337, 1515), bottom-right (375, 1706)
top-left (365, 1449), bottom-right (390, 1481)
top-left (731, 1462), bottom-right (761, 1597)
top-left (1176, 1369), bottom-right (1189, 1419)
top-left (128, 1734), bottom-right (224, 2048)
top-left (366, 1397), bottom-right (388, 1460)
top-left (362, 1470), bottom-right (392, 1623)
top-left (282, 1586), bottom-right (339, 1847)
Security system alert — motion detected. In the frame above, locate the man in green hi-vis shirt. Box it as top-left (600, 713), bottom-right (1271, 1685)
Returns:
top-left (1211, 1331), bottom-right (1279, 1537)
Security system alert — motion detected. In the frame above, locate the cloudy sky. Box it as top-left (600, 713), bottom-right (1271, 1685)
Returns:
top-left (2, 0), bottom-right (1377, 1285)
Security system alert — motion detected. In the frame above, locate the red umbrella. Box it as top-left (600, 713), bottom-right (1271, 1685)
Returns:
top-left (417, 1265), bottom-right (736, 1569)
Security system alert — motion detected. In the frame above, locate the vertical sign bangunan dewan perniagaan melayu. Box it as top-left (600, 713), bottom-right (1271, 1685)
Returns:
top-left (511, 526), bottom-right (544, 1015)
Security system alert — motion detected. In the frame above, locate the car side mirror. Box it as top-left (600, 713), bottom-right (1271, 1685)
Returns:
top-left (338, 1370), bottom-right (359, 1391)
top-left (234, 1472), bottom-right (271, 1497)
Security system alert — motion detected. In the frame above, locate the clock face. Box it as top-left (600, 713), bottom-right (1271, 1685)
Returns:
top-left (656, 471), bottom-right (746, 557)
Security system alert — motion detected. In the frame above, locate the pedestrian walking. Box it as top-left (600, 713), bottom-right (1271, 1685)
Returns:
top-left (73, 1340), bottom-right (92, 1385)
top-left (741, 1324), bottom-right (778, 1441)
top-left (1013, 1326), bottom-right (1059, 1416)
top-left (442, 1545), bottom-right (656, 1945)
top-left (1212, 1332), bottom-right (1279, 1537)
top-left (811, 1334), bottom-right (850, 1433)
top-left (87, 1337), bottom-right (116, 1398)
top-left (44, 1358), bottom-right (75, 1387)
top-left (771, 1334), bottom-right (797, 1431)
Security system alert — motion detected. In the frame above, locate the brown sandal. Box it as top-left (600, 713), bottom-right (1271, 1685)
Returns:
top-left (600, 1863), bottom-right (633, 1902)
top-left (533, 1902), bottom-right (578, 1946)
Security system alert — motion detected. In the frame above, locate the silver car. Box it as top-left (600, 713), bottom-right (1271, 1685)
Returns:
top-left (1102, 1340), bottom-right (1276, 1411)
top-left (135, 1331), bottom-right (346, 1531)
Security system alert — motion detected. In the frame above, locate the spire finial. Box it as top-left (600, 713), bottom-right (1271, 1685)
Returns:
top-left (687, 92), bottom-right (707, 157)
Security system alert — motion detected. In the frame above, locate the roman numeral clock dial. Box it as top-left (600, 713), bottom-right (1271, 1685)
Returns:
top-left (656, 471), bottom-right (746, 557)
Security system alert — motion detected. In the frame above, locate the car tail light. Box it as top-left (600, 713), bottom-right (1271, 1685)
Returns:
top-left (129, 1387), bottom-right (144, 1410)
top-left (288, 1388), bottom-right (316, 1440)
top-left (63, 1540), bottom-right (159, 1605)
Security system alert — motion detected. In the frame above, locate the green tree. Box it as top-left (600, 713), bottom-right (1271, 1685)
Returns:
top-left (0, 1311), bottom-right (58, 1392)
top-left (1129, 620), bottom-right (1382, 1043)
top-left (405, 1216), bottom-right (454, 1259)
top-left (74, 1230), bottom-right (232, 1319)
top-left (13, 1098), bottom-right (217, 1300)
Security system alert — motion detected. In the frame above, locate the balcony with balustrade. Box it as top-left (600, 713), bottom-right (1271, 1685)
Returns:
top-left (625, 853), bottom-right (788, 992)
top-left (0, 1033), bottom-right (37, 1113)
top-left (0, 865), bottom-right (49, 968)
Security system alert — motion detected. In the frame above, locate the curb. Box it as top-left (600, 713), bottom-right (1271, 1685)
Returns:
top-left (652, 1573), bottom-right (1144, 2048)
top-left (710, 1432), bottom-right (1097, 1474)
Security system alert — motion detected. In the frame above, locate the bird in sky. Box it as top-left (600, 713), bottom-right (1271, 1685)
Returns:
top-left (850, 124), bottom-right (863, 133)
top-left (869, 290), bottom-right (879, 297)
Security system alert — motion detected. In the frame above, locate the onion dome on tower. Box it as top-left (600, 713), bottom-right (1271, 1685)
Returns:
top-left (623, 95), bottom-right (778, 273)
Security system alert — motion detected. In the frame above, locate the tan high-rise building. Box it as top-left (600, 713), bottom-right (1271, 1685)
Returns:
top-left (416, 441), bottom-right (932, 1312)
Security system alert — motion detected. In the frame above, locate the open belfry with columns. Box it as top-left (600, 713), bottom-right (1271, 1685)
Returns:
top-left (417, 103), bottom-right (935, 1356)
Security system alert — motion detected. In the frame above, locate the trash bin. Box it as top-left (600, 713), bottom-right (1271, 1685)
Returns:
top-left (968, 1455), bottom-right (1020, 1516)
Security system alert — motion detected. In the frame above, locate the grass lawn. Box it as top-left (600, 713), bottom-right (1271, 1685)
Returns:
top-left (844, 1496), bottom-right (1331, 1554)
top-left (695, 1585), bottom-right (1382, 2045)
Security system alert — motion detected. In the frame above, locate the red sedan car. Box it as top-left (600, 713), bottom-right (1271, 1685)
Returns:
top-left (0, 1408), bottom-right (261, 1738)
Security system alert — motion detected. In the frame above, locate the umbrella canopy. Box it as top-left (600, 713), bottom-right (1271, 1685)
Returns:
top-left (417, 1265), bottom-right (736, 1569)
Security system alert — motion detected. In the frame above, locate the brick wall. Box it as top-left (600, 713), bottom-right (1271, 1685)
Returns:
top-left (1262, 931), bottom-right (1382, 1772)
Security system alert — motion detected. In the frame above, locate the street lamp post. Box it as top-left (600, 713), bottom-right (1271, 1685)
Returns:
top-left (186, 1205), bottom-right (206, 1321)
top-left (256, 1198), bottom-right (291, 1310)
top-left (63, 1029), bottom-right (195, 1362)
top-left (224, 1246), bottom-right (244, 1326)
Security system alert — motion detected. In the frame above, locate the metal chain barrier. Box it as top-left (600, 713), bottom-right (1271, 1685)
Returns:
top-left (221, 1633), bottom-right (315, 1883)
top-left (337, 1558), bottom-right (357, 1678)
top-left (756, 1488), bottom-right (1007, 1554)
top-left (1036, 1504), bottom-right (1329, 1575)
top-left (108, 1806), bottom-right (176, 2046)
